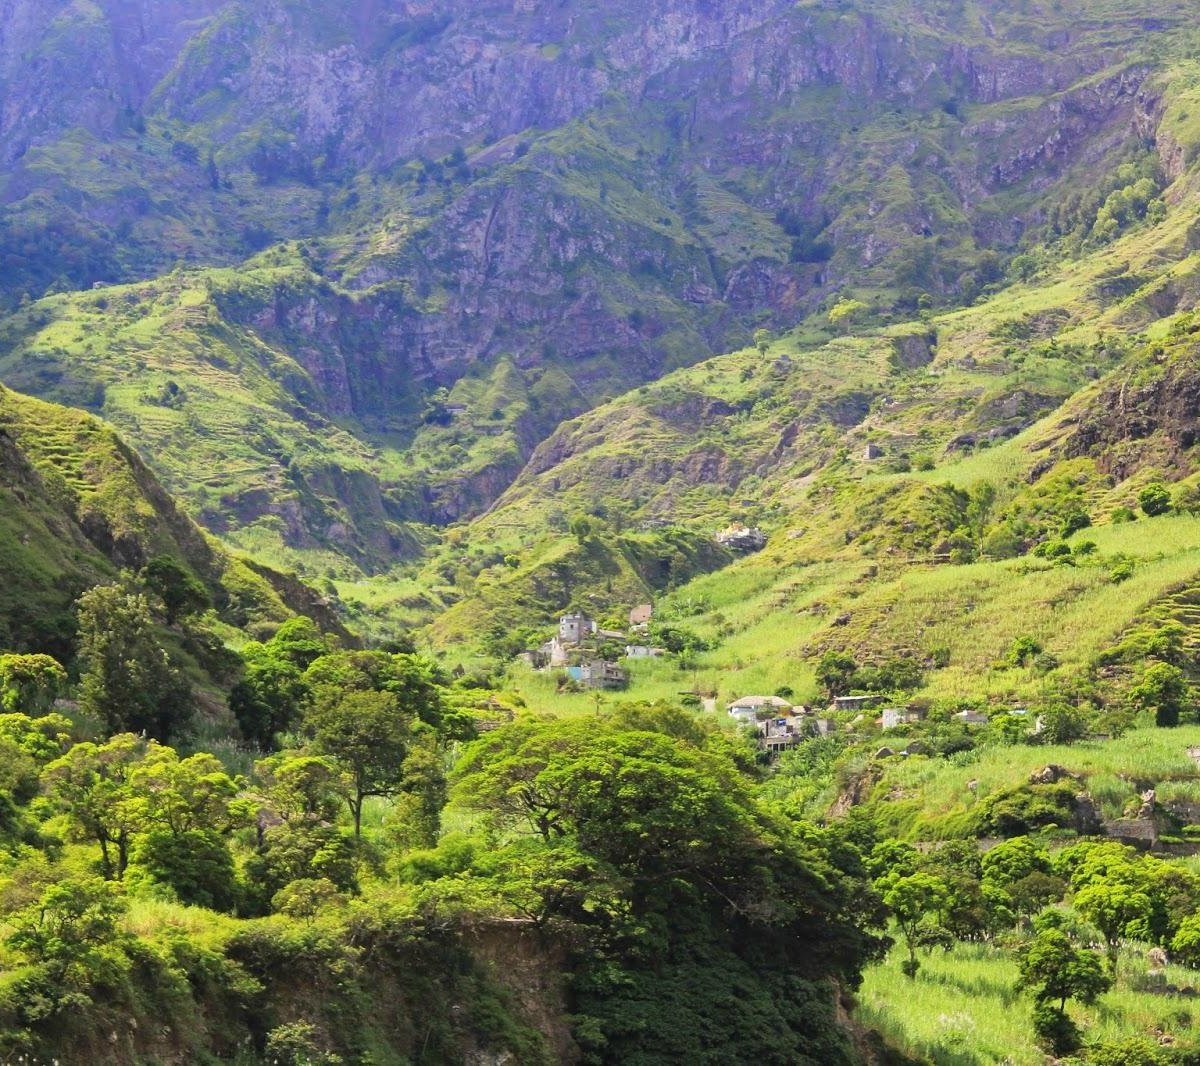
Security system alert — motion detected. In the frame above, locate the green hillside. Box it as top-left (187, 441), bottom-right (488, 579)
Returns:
top-left (6, 1), bottom-right (1200, 1063)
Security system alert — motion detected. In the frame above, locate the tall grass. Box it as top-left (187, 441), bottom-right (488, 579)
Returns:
top-left (857, 940), bottom-right (1200, 1065)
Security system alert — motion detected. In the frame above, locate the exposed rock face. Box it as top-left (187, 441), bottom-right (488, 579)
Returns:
top-left (1060, 348), bottom-right (1200, 478)
top-left (0, 0), bottom-right (1187, 557)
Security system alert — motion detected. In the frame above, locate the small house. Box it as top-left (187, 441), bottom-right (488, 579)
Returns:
top-left (728, 695), bottom-right (794, 722)
top-left (863, 443), bottom-right (884, 461)
top-left (629, 604), bottom-right (653, 627)
top-left (559, 614), bottom-right (596, 644)
top-left (881, 707), bottom-right (919, 730)
top-left (757, 716), bottom-right (807, 755)
top-left (532, 638), bottom-right (570, 669)
top-left (954, 710), bottom-right (990, 726)
top-left (566, 660), bottom-right (627, 691)
top-left (624, 645), bottom-right (664, 659)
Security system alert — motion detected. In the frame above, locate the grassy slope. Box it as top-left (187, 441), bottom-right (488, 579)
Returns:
top-left (404, 59), bottom-right (1200, 704)
top-left (0, 384), bottom-right (337, 661)
top-left (858, 938), bottom-right (1198, 1066)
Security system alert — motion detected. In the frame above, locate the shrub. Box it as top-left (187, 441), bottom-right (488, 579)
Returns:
top-left (1139, 483), bottom-right (1172, 517)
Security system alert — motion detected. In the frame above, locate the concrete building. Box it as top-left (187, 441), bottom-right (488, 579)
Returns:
top-left (629, 604), bottom-right (653, 627)
top-left (728, 695), bottom-right (794, 722)
top-left (559, 614), bottom-right (596, 644)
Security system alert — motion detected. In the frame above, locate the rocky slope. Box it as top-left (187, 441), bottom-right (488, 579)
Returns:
top-left (0, 0), bottom-right (1194, 575)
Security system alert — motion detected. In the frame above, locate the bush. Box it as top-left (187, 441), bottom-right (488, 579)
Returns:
top-left (1033, 1002), bottom-right (1082, 1056)
top-left (264, 1021), bottom-right (343, 1065)
top-left (1007, 635), bottom-right (1043, 668)
top-left (1139, 483), bottom-right (1172, 517)
top-left (977, 782), bottom-right (1084, 837)
top-left (128, 829), bottom-right (239, 912)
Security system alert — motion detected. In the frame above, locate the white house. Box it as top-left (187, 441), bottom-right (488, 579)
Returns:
top-left (727, 695), bottom-right (793, 722)
top-left (882, 707), bottom-right (918, 730)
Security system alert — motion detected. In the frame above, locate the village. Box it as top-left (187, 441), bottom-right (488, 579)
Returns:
top-left (520, 599), bottom-right (1007, 757)
top-left (520, 605), bottom-right (661, 691)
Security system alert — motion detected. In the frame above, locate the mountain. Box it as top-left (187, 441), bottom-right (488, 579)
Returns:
top-left (1, 0), bottom-right (1194, 580)
top-left (11, 5), bottom-right (1200, 1062)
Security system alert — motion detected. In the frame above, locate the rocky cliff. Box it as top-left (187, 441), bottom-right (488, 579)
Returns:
top-left (0, 0), bottom-right (1194, 572)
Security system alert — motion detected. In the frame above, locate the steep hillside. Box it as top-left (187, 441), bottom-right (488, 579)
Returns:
top-left (406, 61), bottom-right (1200, 724)
top-left (0, 383), bottom-right (341, 661)
top-left (2, 0), bottom-right (1198, 581)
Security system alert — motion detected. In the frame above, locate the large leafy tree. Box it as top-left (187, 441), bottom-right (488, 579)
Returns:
top-left (228, 620), bottom-right (330, 748)
top-left (43, 734), bottom-right (147, 879)
top-left (303, 688), bottom-right (434, 838)
top-left (452, 717), bottom-right (887, 969)
top-left (300, 651), bottom-right (449, 838)
top-left (450, 717), bottom-right (886, 1062)
top-left (75, 583), bottom-right (191, 739)
top-left (1017, 922), bottom-right (1110, 1055)
top-left (140, 556), bottom-right (210, 625)
top-left (7, 877), bottom-right (129, 984)
top-left (0, 653), bottom-right (66, 714)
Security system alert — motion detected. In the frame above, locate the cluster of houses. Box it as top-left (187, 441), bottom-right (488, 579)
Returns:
top-left (522, 606), bottom-right (664, 691)
top-left (726, 692), bottom-right (998, 756)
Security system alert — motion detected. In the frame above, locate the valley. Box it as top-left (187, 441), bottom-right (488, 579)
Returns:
top-left (2, 1), bottom-right (1200, 1063)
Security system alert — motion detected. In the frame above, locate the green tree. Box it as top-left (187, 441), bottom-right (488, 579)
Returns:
top-left (76, 583), bottom-right (191, 739)
top-left (1129, 661), bottom-right (1190, 727)
top-left (982, 836), bottom-right (1052, 888)
top-left (1172, 481), bottom-right (1200, 516)
top-left (828, 297), bottom-right (867, 332)
top-left (229, 641), bottom-right (310, 748)
top-left (254, 752), bottom-right (348, 826)
top-left (304, 689), bottom-right (429, 837)
top-left (244, 824), bottom-right (358, 912)
top-left (0, 711), bottom-right (72, 764)
top-left (877, 871), bottom-right (950, 978)
top-left (43, 734), bottom-right (147, 879)
top-left (126, 747), bottom-right (252, 837)
top-left (272, 877), bottom-right (345, 922)
top-left (7, 877), bottom-right (129, 984)
top-left (1139, 483), bottom-right (1172, 517)
top-left (264, 1021), bottom-right (343, 1066)
top-left (815, 650), bottom-right (858, 700)
top-left (0, 653), bottom-right (66, 713)
top-left (1007, 635), bottom-right (1043, 667)
top-left (1170, 912), bottom-right (1200, 966)
top-left (1035, 702), bottom-right (1090, 745)
top-left (1074, 880), bottom-right (1154, 973)
top-left (303, 650), bottom-right (447, 731)
top-left (129, 828), bottom-right (239, 911)
top-left (141, 555), bottom-right (210, 625)
top-left (1016, 924), bottom-right (1110, 1055)
top-left (267, 617), bottom-right (329, 669)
